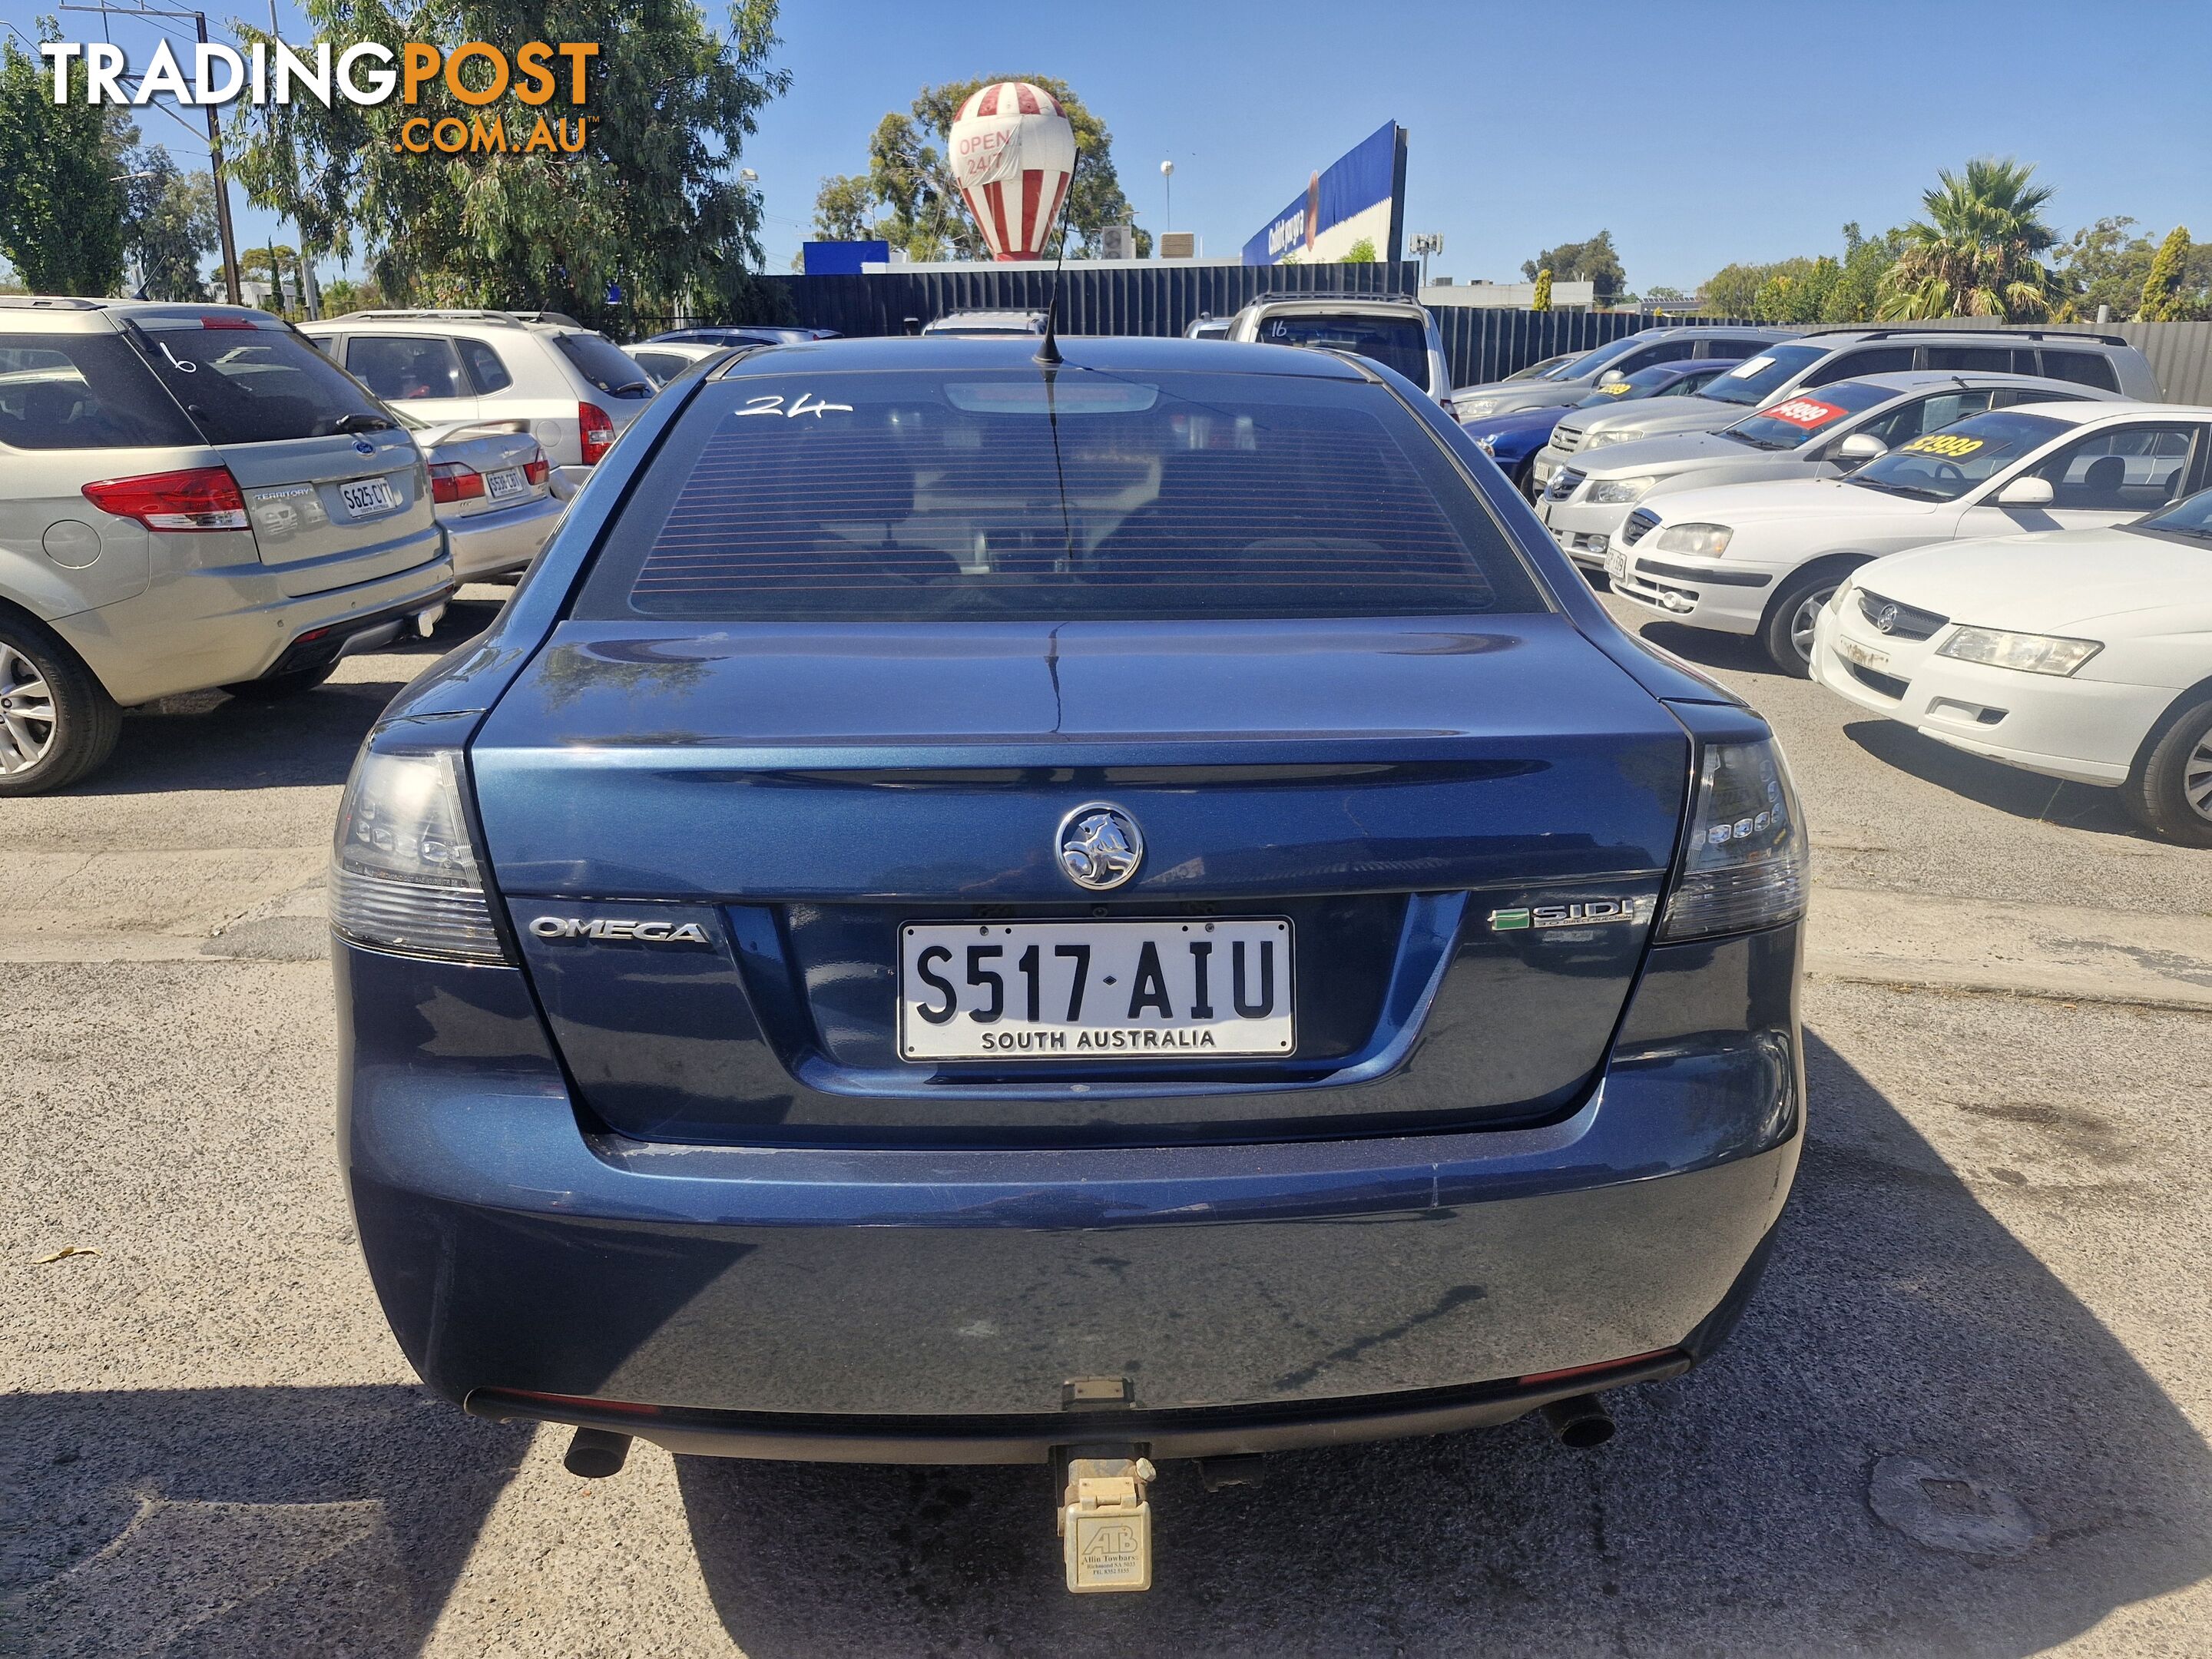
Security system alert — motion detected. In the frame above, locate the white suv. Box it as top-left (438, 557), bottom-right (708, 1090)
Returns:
top-left (300, 311), bottom-right (655, 495)
top-left (1227, 296), bottom-right (1452, 405)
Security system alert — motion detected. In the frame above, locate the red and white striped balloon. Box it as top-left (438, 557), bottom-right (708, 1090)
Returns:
top-left (949, 81), bottom-right (1078, 261)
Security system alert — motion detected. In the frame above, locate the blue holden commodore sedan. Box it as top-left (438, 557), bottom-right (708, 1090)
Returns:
top-left (332, 333), bottom-right (1806, 1586)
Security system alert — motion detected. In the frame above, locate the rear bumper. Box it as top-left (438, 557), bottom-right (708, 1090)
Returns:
top-left (54, 550), bottom-right (455, 705)
top-left (441, 491), bottom-right (564, 581)
top-left (339, 924), bottom-right (1803, 1457)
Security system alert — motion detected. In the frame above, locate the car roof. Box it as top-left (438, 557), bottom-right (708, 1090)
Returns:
top-left (2002, 398), bottom-right (2212, 424)
top-left (1812, 369), bottom-right (2122, 394)
top-left (713, 334), bottom-right (1375, 380)
top-left (301, 310), bottom-right (571, 335)
top-left (1791, 324), bottom-right (2134, 349)
top-left (1237, 295), bottom-right (1429, 319)
top-left (0, 296), bottom-right (287, 328)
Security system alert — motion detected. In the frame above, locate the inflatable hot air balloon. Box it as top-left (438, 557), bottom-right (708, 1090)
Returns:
top-left (949, 81), bottom-right (1078, 261)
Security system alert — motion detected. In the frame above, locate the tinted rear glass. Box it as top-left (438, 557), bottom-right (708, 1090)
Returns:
top-left (1253, 313), bottom-right (1432, 389)
top-left (0, 333), bottom-right (199, 450)
top-left (2039, 349), bottom-right (2121, 392)
top-left (1700, 343), bottom-right (1828, 406)
top-left (552, 333), bottom-right (654, 399)
top-left (578, 369), bottom-right (1546, 623)
top-left (133, 323), bottom-right (389, 443)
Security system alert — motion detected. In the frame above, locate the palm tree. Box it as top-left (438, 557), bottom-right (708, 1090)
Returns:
top-left (1876, 157), bottom-right (2064, 321)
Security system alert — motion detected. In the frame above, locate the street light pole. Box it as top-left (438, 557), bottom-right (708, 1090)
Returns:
top-left (1160, 159), bottom-right (1173, 237)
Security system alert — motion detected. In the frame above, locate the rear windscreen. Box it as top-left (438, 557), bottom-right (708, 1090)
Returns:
top-left (131, 324), bottom-right (391, 444)
top-left (0, 333), bottom-right (199, 450)
top-left (553, 333), bottom-right (654, 399)
top-left (1253, 313), bottom-right (1432, 389)
top-left (575, 368), bottom-right (1547, 623)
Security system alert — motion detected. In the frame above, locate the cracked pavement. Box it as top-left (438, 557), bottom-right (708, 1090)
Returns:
top-left (2, 589), bottom-right (2209, 1657)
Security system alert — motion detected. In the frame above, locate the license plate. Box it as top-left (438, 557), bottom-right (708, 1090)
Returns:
top-left (898, 919), bottom-right (1294, 1061)
top-left (485, 466), bottom-right (526, 501)
top-left (1605, 545), bottom-right (1629, 583)
top-left (1534, 497), bottom-right (1553, 525)
top-left (339, 477), bottom-right (399, 518)
top-left (1836, 635), bottom-right (1891, 672)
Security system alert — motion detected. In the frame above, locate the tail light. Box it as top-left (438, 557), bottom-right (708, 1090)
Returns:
top-left (1657, 739), bottom-right (1809, 940)
top-left (330, 730), bottom-right (510, 965)
top-left (579, 401), bottom-right (615, 464)
top-left (81, 465), bottom-right (248, 531)
top-left (427, 462), bottom-right (485, 505)
top-left (523, 455), bottom-right (549, 487)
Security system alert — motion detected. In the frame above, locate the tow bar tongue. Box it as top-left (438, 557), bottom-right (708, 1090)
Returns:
top-left (1055, 1448), bottom-right (1156, 1594)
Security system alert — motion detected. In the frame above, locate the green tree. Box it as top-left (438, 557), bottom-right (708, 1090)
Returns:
top-left (319, 274), bottom-right (384, 315)
top-left (0, 38), bottom-right (127, 294)
top-left (240, 243), bottom-right (300, 313)
top-left (1343, 237), bottom-right (1377, 263)
top-left (812, 173), bottom-right (879, 241)
top-left (1701, 224), bottom-right (1898, 323)
top-left (1876, 157), bottom-right (2062, 321)
top-left (118, 144), bottom-right (218, 301)
top-left (1530, 267), bottom-right (1552, 312)
top-left (2137, 224), bottom-right (2198, 321)
top-left (2052, 215), bottom-right (2155, 321)
top-left (227, 1), bottom-right (791, 328)
top-left (1522, 232), bottom-right (1624, 305)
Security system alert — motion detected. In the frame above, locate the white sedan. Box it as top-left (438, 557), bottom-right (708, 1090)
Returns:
top-left (1810, 487), bottom-right (2212, 844)
top-left (1607, 400), bottom-right (2212, 674)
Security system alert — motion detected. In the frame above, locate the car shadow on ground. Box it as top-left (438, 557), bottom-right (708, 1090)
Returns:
top-left (1631, 618), bottom-right (1782, 678)
top-left (671, 1029), bottom-right (2212, 1658)
top-left (63, 596), bottom-right (508, 798)
top-left (0, 1383), bottom-right (529, 1659)
top-left (1840, 720), bottom-right (2141, 838)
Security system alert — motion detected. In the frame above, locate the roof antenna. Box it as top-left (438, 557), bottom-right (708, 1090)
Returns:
top-left (1035, 153), bottom-right (1081, 366)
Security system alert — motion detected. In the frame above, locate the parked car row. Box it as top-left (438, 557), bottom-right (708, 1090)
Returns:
top-left (0, 299), bottom-right (681, 793)
top-left (1465, 323), bottom-right (2207, 846)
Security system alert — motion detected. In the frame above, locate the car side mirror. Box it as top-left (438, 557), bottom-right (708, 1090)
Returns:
top-left (1995, 475), bottom-right (2055, 507)
top-left (1597, 369), bottom-right (1627, 387)
top-left (1831, 432), bottom-right (1888, 463)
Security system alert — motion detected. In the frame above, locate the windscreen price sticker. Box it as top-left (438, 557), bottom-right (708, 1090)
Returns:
top-left (1899, 432), bottom-right (1985, 458)
top-left (1761, 397), bottom-right (1846, 429)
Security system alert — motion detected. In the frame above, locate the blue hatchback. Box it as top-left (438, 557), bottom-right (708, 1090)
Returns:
top-left (333, 336), bottom-right (1805, 1529)
top-left (1462, 358), bottom-right (1743, 495)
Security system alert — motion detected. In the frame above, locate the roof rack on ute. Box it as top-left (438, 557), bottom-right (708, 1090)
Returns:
top-left (1796, 323), bottom-right (2131, 346)
top-left (0, 296), bottom-right (104, 310)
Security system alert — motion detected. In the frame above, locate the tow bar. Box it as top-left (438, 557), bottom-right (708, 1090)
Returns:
top-left (1053, 1448), bottom-right (1157, 1593)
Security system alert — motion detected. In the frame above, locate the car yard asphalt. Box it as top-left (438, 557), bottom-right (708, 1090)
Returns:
top-left (3, 588), bottom-right (2210, 1658)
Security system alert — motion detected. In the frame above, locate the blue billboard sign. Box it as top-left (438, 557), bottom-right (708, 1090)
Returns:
top-left (1242, 122), bottom-right (1407, 267)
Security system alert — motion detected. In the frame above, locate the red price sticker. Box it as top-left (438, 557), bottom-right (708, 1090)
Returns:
top-left (1761, 397), bottom-right (1846, 429)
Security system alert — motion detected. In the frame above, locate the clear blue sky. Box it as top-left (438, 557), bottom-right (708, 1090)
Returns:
top-left (7, 0), bottom-right (2208, 291)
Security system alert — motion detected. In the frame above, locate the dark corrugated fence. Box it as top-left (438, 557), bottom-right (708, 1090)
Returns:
top-left (755, 262), bottom-right (1758, 387)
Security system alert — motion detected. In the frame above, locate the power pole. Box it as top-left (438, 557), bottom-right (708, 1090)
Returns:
top-left (58, 4), bottom-right (243, 304)
top-left (194, 12), bottom-right (243, 304)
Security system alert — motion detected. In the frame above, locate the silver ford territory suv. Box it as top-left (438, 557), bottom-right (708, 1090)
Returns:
top-left (0, 298), bottom-right (451, 795)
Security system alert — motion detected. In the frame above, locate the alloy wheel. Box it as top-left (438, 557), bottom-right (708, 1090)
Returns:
top-left (0, 642), bottom-right (57, 773)
top-left (2186, 729), bottom-right (2212, 825)
top-left (1790, 588), bottom-right (1835, 664)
